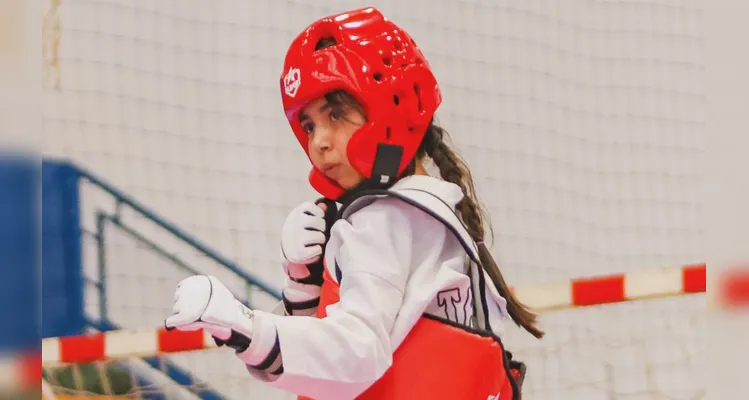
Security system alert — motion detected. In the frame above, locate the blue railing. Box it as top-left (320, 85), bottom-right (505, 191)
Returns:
top-left (45, 159), bottom-right (282, 400)
top-left (72, 162), bottom-right (281, 300)
top-left (93, 211), bottom-right (211, 321)
top-left (92, 211), bottom-right (266, 318)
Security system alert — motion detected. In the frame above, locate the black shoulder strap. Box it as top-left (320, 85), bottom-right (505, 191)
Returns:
top-left (340, 188), bottom-right (479, 261)
top-left (339, 188), bottom-right (493, 331)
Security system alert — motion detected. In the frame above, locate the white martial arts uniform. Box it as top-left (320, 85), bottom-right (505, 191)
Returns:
top-left (245, 175), bottom-right (510, 400)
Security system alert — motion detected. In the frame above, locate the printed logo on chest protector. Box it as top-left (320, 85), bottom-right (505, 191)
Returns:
top-left (436, 287), bottom-right (472, 326)
top-left (283, 66), bottom-right (301, 98)
top-left (487, 393), bottom-right (500, 400)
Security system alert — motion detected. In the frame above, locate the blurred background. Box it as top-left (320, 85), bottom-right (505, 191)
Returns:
top-left (3, 0), bottom-right (749, 399)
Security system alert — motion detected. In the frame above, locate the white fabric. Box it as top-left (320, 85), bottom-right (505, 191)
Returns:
top-left (371, 186), bottom-right (509, 332)
top-left (251, 175), bottom-right (510, 400)
top-left (236, 309), bottom-right (279, 366)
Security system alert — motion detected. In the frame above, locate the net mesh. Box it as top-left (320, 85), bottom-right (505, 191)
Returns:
top-left (509, 295), bottom-right (705, 399)
top-left (41, 0), bottom-right (706, 399)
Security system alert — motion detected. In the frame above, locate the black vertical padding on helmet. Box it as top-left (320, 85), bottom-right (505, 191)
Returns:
top-left (336, 142), bottom-right (404, 206)
top-left (371, 142), bottom-right (403, 187)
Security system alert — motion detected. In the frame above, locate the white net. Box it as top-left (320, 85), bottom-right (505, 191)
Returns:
top-left (511, 296), bottom-right (704, 399)
top-left (41, 0), bottom-right (706, 399)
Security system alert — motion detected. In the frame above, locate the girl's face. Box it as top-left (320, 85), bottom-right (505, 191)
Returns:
top-left (300, 94), bottom-right (367, 190)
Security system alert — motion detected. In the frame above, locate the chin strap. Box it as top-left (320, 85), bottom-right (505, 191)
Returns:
top-left (338, 143), bottom-right (405, 205)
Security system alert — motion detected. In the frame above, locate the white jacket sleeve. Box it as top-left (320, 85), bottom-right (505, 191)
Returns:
top-left (257, 199), bottom-right (414, 399)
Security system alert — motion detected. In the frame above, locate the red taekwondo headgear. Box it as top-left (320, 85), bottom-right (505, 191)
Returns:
top-left (280, 7), bottom-right (442, 200)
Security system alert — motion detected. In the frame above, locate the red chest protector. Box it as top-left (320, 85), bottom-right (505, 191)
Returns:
top-left (300, 189), bottom-right (525, 400)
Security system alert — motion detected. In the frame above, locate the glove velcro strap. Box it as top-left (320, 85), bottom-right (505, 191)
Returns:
top-left (213, 330), bottom-right (250, 353)
top-left (282, 293), bottom-right (320, 316)
top-left (290, 261), bottom-right (324, 286)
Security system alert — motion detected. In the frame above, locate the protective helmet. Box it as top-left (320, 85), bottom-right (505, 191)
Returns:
top-left (280, 7), bottom-right (442, 200)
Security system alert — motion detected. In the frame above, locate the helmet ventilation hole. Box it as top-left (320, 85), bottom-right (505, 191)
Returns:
top-left (314, 37), bottom-right (337, 51)
top-left (373, 73), bottom-right (383, 82)
top-left (393, 95), bottom-right (400, 106)
top-left (383, 56), bottom-right (392, 66)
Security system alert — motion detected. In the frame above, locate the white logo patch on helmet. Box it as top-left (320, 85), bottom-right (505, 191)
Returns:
top-left (284, 66), bottom-right (301, 98)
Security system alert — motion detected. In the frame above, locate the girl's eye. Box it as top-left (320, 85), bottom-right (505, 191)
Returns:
top-left (302, 122), bottom-right (315, 134)
top-left (329, 109), bottom-right (342, 122)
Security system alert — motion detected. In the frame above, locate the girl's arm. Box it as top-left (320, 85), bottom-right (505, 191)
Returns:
top-left (244, 198), bottom-right (419, 399)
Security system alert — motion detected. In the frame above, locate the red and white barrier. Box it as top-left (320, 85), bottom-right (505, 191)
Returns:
top-left (42, 327), bottom-right (218, 365)
top-left (0, 263), bottom-right (710, 390)
top-left (36, 263), bottom-right (706, 366)
top-left (513, 263), bottom-right (706, 311)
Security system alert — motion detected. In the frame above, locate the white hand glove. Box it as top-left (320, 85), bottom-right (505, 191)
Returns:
top-left (281, 201), bottom-right (328, 266)
top-left (280, 200), bottom-right (336, 284)
top-left (165, 275), bottom-right (254, 351)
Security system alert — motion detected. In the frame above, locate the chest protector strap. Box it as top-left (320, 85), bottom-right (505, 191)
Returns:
top-left (344, 188), bottom-right (492, 323)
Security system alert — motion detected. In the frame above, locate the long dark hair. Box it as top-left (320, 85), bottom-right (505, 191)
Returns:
top-left (413, 122), bottom-right (544, 339)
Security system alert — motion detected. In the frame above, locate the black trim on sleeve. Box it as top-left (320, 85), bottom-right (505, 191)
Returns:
top-left (335, 260), bottom-right (343, 283)
top-left (269, 364), bottom-right (284, 376)
top-left (282, 293), bottom-right (320, 315)
top-left (251, 335), bottom-right (282, 371)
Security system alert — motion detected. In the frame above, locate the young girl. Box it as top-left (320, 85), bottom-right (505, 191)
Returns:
top-left (165, 7), bottom-right (543, 400)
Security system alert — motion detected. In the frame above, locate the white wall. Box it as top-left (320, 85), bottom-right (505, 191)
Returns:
top-left (41, 1), bottom-right (706, 399)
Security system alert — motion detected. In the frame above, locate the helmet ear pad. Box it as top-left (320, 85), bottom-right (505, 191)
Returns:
top-left (346, 63), bottom-right (442, 180)
top-left (309, 167), bottom-right (345, 200)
